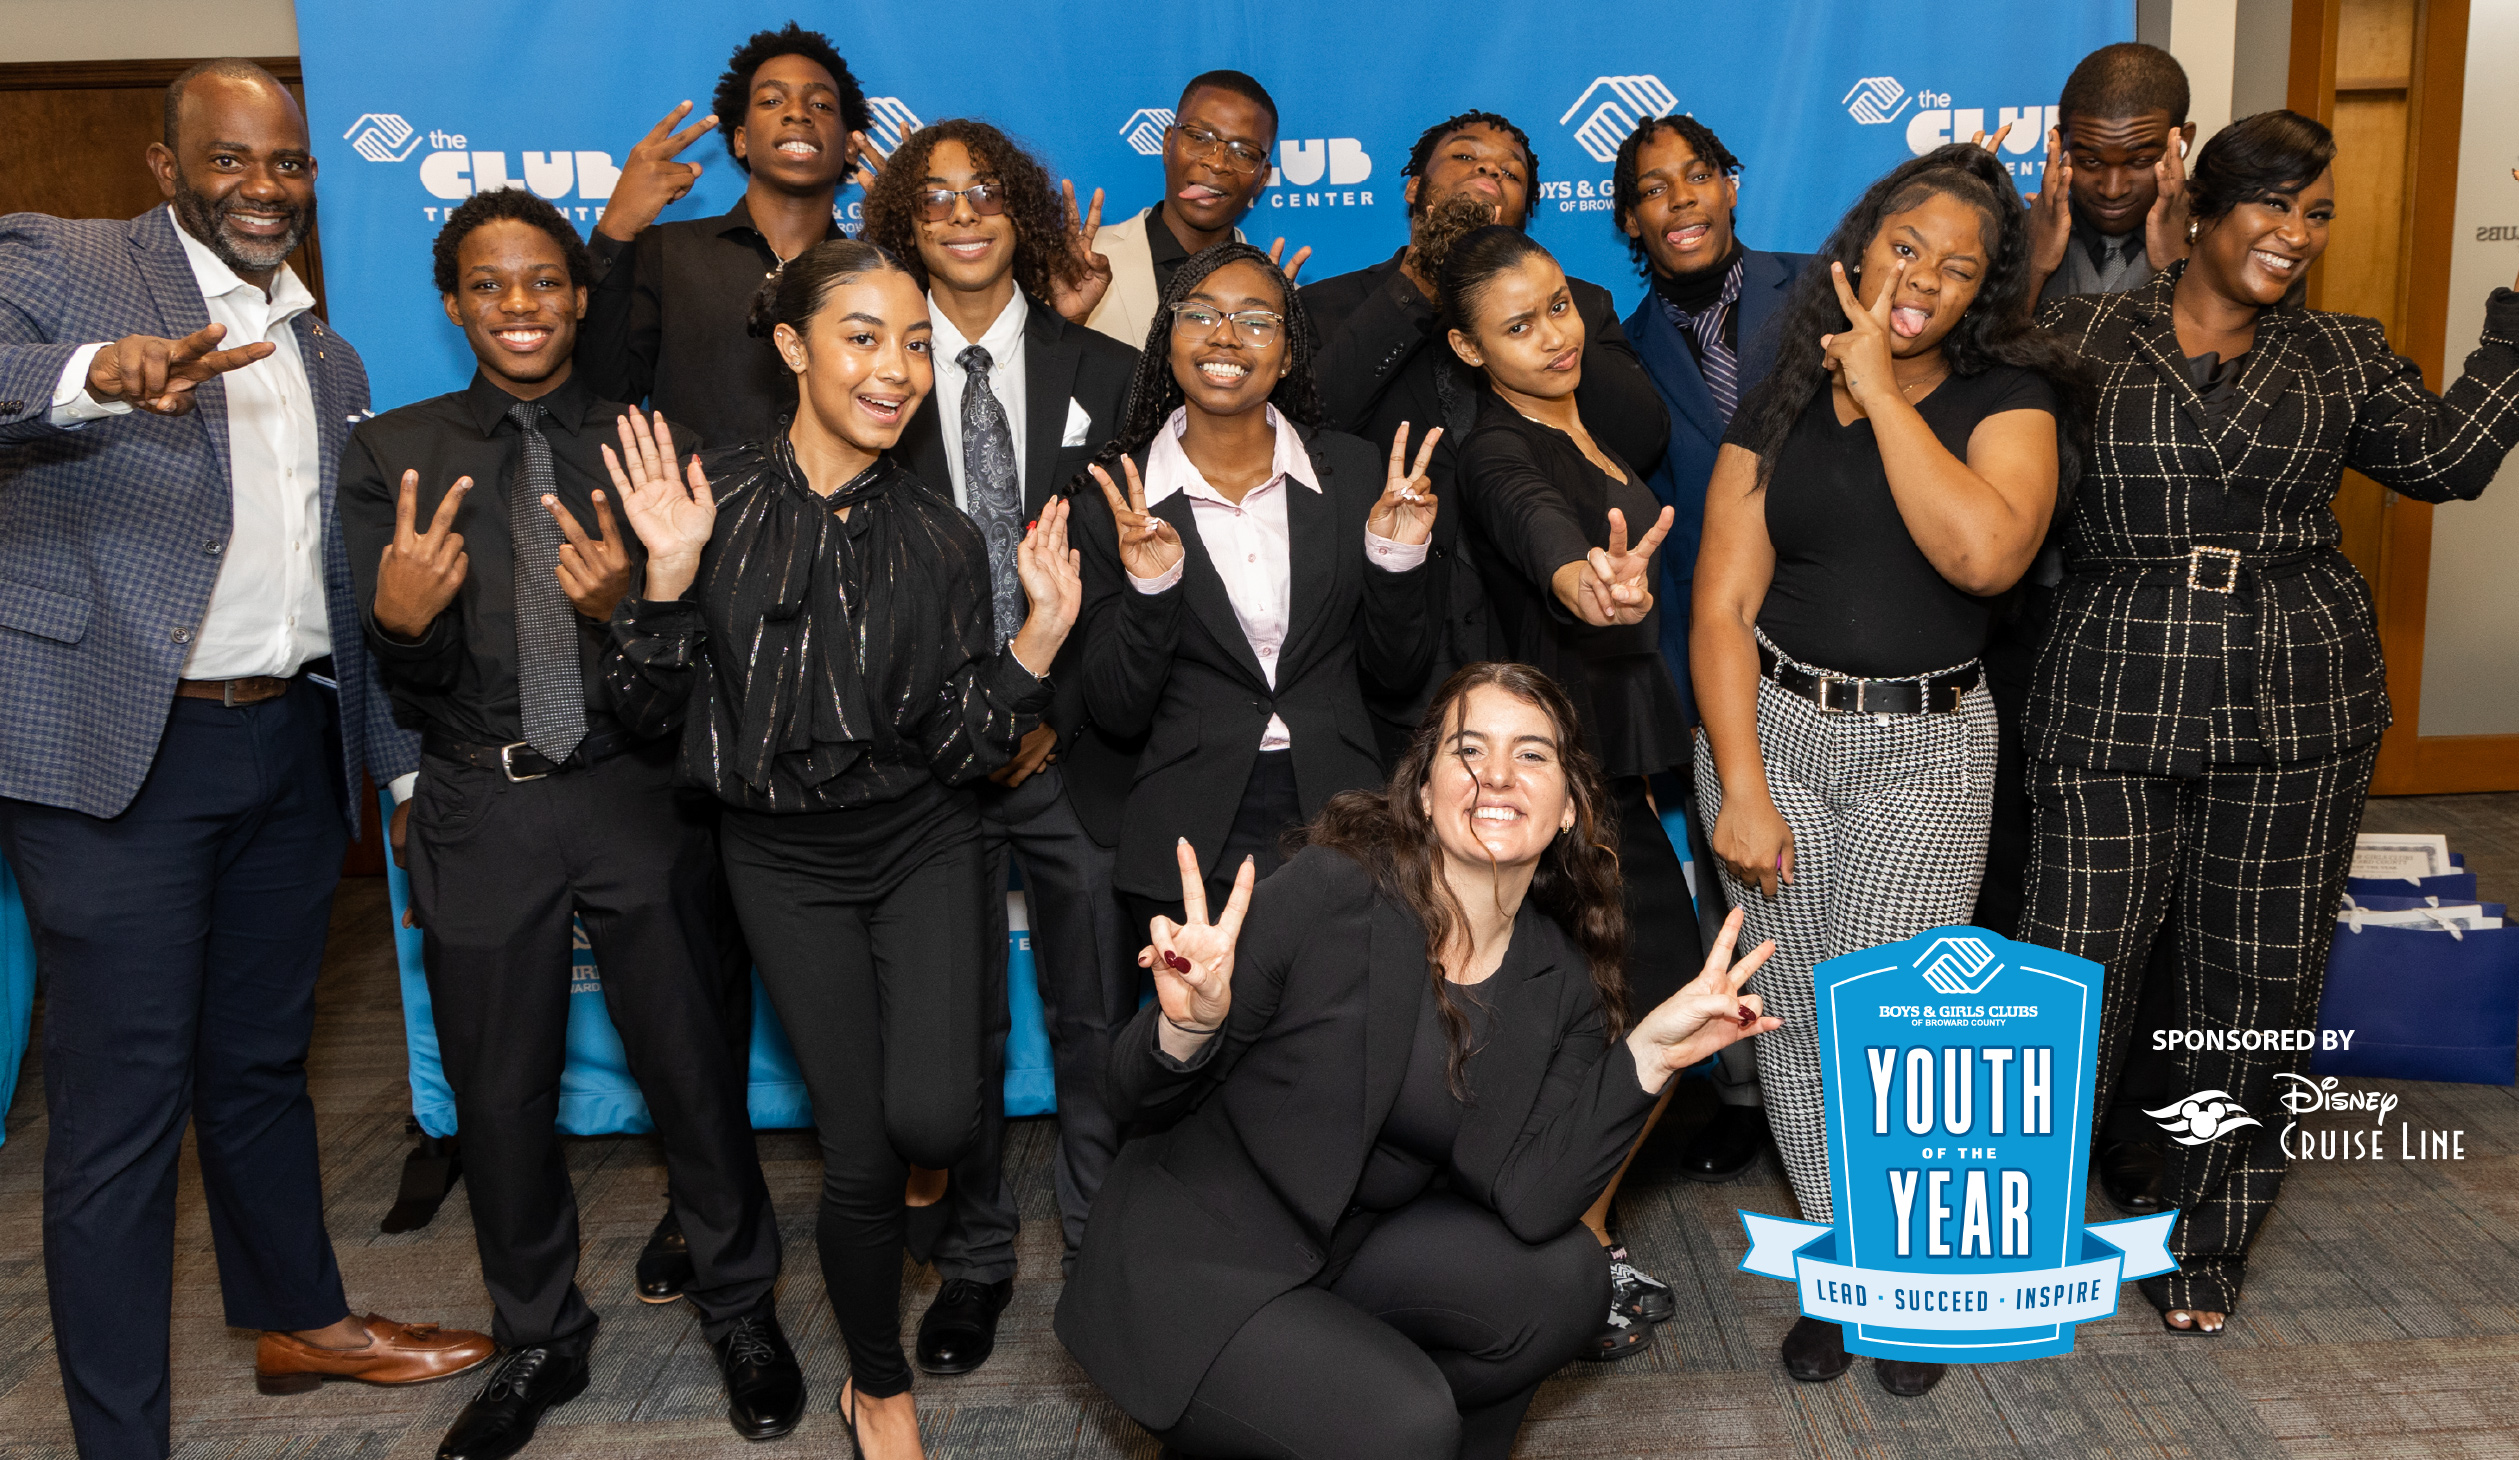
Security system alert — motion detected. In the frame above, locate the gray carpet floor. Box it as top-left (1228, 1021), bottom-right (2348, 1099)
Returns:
top-left (0, 794), bottom-right (2511, 1458)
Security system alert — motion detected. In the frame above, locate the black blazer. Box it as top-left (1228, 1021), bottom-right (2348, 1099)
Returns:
top-left (2034, 266), bottom-right (2519, 776)
top-left (1070, 424), bottom-right (1435, 894)
top-left (1052, 846), bottom-right (1659, 1430)
top-left (896, 293), bottom-right (1139, 776)
top-left (1302, 252), bottom-right (1672, 748)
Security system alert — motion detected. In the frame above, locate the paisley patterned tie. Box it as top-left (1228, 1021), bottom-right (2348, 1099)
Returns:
top-left (957, 344), bottom-right (1025, 647)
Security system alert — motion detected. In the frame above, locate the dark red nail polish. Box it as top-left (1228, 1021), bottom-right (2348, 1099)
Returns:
top-left (1163, 951), bottom-right (1191, 973)
top-left (1737, 1003), bottom-right (1758, 1027)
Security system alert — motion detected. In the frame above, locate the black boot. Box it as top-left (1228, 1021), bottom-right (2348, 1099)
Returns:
top-left (1875, 1358), bottom-right (1949, 1397)
top-left (1780, 1316), bottom-right (1851, 1382)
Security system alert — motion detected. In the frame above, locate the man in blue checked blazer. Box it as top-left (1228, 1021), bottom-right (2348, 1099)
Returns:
top-left (0, 60), bottom-right (488, 1458)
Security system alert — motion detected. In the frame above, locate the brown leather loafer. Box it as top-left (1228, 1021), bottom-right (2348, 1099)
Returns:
top-left (255, 1313), bottom-right (496, 1395)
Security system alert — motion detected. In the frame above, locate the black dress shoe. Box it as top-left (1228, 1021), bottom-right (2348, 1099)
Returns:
top-left (637, 1204), bottom-right (692, 1304)
top-left (1781, 1316), bottom-right (1851, 1382)
top-left (437, 1347), bottom-right (589, 1460)
top-left (1679, 1104), bottom-right (1770, 1183)
top-left (713, 1313), bottom-right (806, 1440)
top-left (915, 1278), bottom-right (1012, 1375)
top-left (2098, 1139), bottom-right (2167, 1216)
top-left (1874, 1358), bottom-right (1948, 1397)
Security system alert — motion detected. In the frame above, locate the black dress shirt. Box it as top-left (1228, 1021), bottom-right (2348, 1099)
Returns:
top-left (605, 442), bottom-right (1051, 814)
top-left (578, 198), bottom-right (845, 449)
top-left (342, 371), bottom-right (672, 749)
top-left (1141, 206), bottom-right (1193, 302)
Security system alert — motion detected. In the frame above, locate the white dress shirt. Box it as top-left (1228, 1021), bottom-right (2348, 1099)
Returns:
top-left (1128, 406), bottom-right (1427, 750)
top-left (49, 207), bottom-right (330, 679)
top-left (926, 287), bottom-right (1030, 512)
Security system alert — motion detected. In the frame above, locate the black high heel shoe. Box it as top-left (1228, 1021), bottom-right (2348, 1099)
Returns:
top-left (841, 1379), bottom-right (867, 1460)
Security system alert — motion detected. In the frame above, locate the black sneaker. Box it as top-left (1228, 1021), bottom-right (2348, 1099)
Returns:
top-left (1606, 1246), bottom-right (1676, 1325)
top-left (1581, 1304), bottom-right (1653, 1361)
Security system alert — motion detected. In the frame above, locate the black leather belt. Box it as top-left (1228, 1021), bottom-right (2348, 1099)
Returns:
top-left (1759, 644), bottom-right (1980, 716)
top-left (2076, 546), bottom-right (2330, 595)
top-left (422, 728), bottom-right (638, 782)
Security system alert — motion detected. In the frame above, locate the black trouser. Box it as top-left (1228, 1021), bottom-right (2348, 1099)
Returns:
top-left (0, 682), bottom-right (350, 1460)
top-left (1611, 773), bottom-right (1701, 1013)
top-left (2019, 742), bottom-right (2378, 1315)
top-left (1123, 749), bottom-right (1301, 963)
top-left (723, 822), bottom-right (992, 1398)
top-left (1158, 1191), bottom-right (1605, 1460)
top-left (408, 746), bottom-right (778, 1355)
top-left (939, 765), bottom-right (1129, 1279)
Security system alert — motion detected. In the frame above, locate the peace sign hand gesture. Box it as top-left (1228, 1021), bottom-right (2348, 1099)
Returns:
top-left (2030, 127), bottom-right (2073, 280)
top-left (2145, 131), bottom-right (2192, 268)
top-left (849, 129), bottom-right (890, 193)
top-left (1048, 181), bottom-right (1115, 325)
top-left (1267, 237), bottom-right (1313, 287)
top-left (600, 408), bottom-right (714, 601)
top-left (597, 101), bottom-right (718, 243)
top-left (373, 469), bottom-right (471, 640)
top-left (1820, 258), bottom-right (1902, 409)
top-left (1089, 456), bottom-right (1185, 582)
top-left (1366, 422), bottom-right (1441, 546)
top-left (84, 323), bottom-right (273, 416)
top-left (1626, 908), bottom-right (1781, 1093)
top-left (1142, 839), bottom-right (1255, 1055)
top-left (1557, 504), bottom-right (1673, 626)
top-left (544, 488), bottom-right (636, 623)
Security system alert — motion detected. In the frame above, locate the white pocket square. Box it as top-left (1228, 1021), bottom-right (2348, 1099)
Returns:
top-left (1061, 397), bottom-right (1092, 448)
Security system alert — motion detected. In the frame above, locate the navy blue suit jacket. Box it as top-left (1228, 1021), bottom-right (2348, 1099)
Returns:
top-left (0, 207), bottom-right (415, 829)
top-left (1623, 248), bottom-right (1810, 724)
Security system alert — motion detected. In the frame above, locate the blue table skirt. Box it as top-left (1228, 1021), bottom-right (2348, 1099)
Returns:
top-left (382, 790), bottom-right (1054, 1137)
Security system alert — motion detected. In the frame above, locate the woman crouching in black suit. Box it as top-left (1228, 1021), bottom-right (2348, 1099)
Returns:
top-left (1055, 661), bottom-right (1778, 1460)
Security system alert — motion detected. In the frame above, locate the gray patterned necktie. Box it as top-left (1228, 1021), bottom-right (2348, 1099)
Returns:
top-left (2095, 232), bottom-right (2135, 294)
top-left (507, 400), bottom-right (585, 762)
top-left (957, 344), bottom-right (1025, 646)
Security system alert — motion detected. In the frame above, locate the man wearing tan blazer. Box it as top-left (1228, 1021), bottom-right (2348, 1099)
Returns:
top-left (1081, 70), bottom-right (1281, 349)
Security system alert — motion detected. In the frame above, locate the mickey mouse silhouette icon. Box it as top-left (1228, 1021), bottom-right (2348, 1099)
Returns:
top-left (2143, 1090), bottom-right (2265, 1146)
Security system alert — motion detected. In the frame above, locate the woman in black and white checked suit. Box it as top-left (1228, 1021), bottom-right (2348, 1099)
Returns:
top-left (2021, 110), bottom-right (2519, 1335)
top-left (1693, 144), bottom-right (2080, 1397)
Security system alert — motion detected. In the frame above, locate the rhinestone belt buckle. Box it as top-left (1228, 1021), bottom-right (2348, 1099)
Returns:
top-left (2187, 546), bottom-right (2243, 593)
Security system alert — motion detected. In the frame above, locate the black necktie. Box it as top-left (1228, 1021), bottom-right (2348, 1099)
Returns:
top-left (957, 344), bottom-right (1025, 646)
top-left (507, 400), bottom-right (585, 762)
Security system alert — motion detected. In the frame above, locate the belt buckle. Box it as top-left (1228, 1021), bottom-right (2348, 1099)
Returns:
top-left (497, 742), bottom-right (550, 783)
top-left (1817, 674), bottom-right (1860, 715)
top-left (2187, 546), bottom-right (2243, 594)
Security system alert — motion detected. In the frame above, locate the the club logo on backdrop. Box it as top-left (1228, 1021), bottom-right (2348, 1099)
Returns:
top-left (344, 112), bottom-right (425, 163)
top-left (1119, 108), bottom-right (1176, 157)
top-left (1558, 75), bottom-right (1679, 165)
top-left (1737, 926), bottom-right (2178, 1365)
top-left (1842, 77), bottom-right (1913, 126)
top-left (864, 96), bottom-right (923, 156)
top-left (2145, 1090), bottom-right (2263, 1146)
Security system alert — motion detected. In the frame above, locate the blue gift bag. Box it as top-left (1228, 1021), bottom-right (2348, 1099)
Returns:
top-left (0, 855), bottom-right (36, 1148)
top-left (2311, 909), bottom-right (2518, 1086)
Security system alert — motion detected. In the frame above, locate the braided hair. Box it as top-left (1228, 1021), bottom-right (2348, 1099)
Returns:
top-left (1091, 241), bottom-right (1325, 472)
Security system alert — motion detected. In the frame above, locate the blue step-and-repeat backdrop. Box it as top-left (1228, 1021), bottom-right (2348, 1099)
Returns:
top-left (296, 1), bottom-right (2130, 415)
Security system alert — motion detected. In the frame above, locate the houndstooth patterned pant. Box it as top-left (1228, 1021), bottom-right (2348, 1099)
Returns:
top-left (2018, 741), bottom-right (2376, 1315)
top-left (1696, 660), bottom-right (1999, 1224)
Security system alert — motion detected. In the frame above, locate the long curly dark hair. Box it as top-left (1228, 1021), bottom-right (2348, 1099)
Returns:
top-left (859, 118), bottom-right (1086, 305)
top-left (1728, 143), bottom-right (2088, 496)
top-left (1092, 241), bottom-right (1324, 471)
top-left (1307, 662), bottom-right (1629, 1097)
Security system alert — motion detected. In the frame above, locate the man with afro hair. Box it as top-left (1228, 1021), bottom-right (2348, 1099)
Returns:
top-left (578, 22), bottom-right (869, 449)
